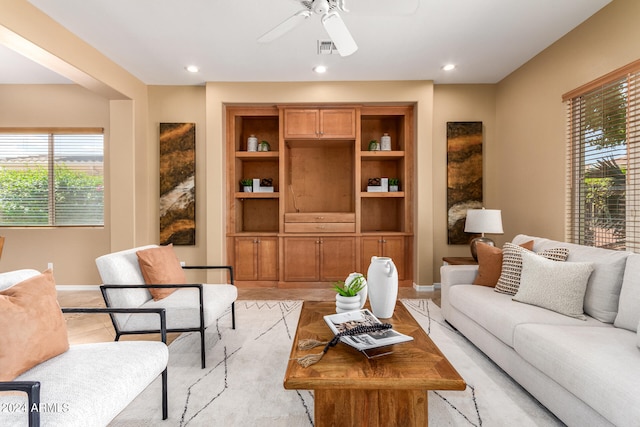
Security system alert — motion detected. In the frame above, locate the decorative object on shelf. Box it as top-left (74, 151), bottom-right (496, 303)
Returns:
top-left (258, 140), bottom-right (271, 152)
top-left (247, 135), bottom-right (258, 152)
top-left (159, 123), bottom-right (196, 245)
top-left (240, 179), bottom-right (253, 192)
top-left (332, 272), bottom-right (367, 313)
top-left (389, 178), bottom-right (399, 192)
top-left (367, 256), bottom-right (398, 319)
top-left (367, 177), bottom-right (384, 192)
top-left (260, 178), bottom-right (273, 187)
top-left (368, 139), bottom-right (380, 151)
top-left (447, 121), bottom-right (483, 244)
top-left (464, 208), bottom-right (504, 261)
top-left (381, 133), bottom-right (391, 151)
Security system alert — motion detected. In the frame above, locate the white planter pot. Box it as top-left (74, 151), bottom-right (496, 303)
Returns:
top-left (366, 256), bottom-right (398, 318)
top-left (243, 186), bottom-right (253, 192)
top-left (335, 294), bottom-right (362, 313)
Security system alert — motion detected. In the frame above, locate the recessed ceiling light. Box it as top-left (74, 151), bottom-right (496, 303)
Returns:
top-left (313, 65), bottom-right (327, 73)
top-left (185, 65), bottom-right (199, 73)
top-left (442, 64), bottom-right (456, 71)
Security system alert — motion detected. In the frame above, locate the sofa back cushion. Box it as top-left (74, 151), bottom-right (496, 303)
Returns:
top-left (0, 269), bottom-right (69, 381)
top-left (95, 245), bottom-right (158, 308)
top-left (512, 234), bottom-right (632, 323)
top-left (614, 253), bottom-right (640, 332)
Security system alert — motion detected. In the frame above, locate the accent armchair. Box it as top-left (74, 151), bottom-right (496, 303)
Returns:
top-left (95, 245), bottom-right (237, 369)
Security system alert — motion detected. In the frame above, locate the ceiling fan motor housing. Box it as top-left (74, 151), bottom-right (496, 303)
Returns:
top-left (312, 0), bottom-right (331, 14)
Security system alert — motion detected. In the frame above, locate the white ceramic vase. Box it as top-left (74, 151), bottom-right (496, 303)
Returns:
top-left (366, 256), bottom-right (398, 318)
top-left (247, 135), bottom-right (258, 152)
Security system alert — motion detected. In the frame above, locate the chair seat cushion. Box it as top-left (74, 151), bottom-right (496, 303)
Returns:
top-left (121, 284), bottom-right (238, 331)
top-left (3, 341), bottom-right (168, 427)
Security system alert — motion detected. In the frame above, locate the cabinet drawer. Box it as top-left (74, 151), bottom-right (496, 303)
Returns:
top-left (284, 222), bottom-right (356, 233)
top-left (285, 212), bottom-right (355, 223)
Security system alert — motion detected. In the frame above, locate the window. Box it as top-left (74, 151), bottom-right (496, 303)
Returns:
top-left (0, 128), bottom-right (104, 226)
top-left (564, 60), bottom-right (640, 251)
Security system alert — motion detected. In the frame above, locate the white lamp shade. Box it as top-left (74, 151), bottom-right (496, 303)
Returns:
top-left (464, 209), bottom-right (504, 234)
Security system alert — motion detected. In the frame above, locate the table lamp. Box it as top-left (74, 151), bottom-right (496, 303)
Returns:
top-left (464, 208), bottom-right (504, 261)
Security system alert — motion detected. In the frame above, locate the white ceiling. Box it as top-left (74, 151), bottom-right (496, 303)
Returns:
top-left (2, 0), bottom-right (611, 85)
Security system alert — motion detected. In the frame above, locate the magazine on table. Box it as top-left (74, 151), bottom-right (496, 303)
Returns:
top-left (323, 309), bottom-right (413, 357)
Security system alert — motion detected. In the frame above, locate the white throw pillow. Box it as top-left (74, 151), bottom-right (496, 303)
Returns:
top-left (513, 251), bottom-right (593, 320)
top-left (495, 243), bottom-right (569, 295)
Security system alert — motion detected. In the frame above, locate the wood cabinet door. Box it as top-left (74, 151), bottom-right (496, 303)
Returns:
top-left (382, 236), bottom-right (406, 281)
top-left (361, 236), bottom-right (406, 280)
top-left (319, 109), bottom-right (356, 138)
top-left (256, 237), bottom-right (278, 281)
top-left (235, 237), bottom-right (258, 281)
top-left (320, 237), bottom-right (356, 281)
top-left (283, 237), bottom-right (320, 281)
top-left (283, 109), bottom-right (319, 139)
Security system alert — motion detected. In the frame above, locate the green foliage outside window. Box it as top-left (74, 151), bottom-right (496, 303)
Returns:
top-left (0, 165), bottom-right (103, 226)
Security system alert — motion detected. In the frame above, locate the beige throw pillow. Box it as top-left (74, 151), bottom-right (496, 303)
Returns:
top-left (473, 240), bottom-right (534, 287)
top-left (0, 269), bottom-right (70, 381)
top-left (495, 242), bottom-right (569, 295)
top-left (136, 244), bottom-right (186, 301)
top-left (513, 251), bottom-right (593, 320)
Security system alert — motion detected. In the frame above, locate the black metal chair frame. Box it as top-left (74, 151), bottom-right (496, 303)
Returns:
top-left (100, 265), bottom-right (235, 369)
top-left (0, 307), bottom-right (168, 427)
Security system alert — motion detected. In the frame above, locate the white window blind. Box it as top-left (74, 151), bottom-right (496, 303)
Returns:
top-left (0, 128), bottom-right (104, 226)
top-left (564, 61), bottom-right (640, 251)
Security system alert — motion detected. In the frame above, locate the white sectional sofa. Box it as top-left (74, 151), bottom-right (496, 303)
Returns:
top-left (441, 234), bottom-right (640, 427)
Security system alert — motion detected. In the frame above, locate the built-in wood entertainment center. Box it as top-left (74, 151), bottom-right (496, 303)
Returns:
top-left (226, 104), bottom-right (414, 288)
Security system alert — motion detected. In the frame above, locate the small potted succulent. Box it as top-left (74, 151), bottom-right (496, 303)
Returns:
top-left (240, 179), bottom-right (253, 192)
top-left (389, 178), bottom-right (399, 192)
top-left (332, 273), bottom-right (368, 313)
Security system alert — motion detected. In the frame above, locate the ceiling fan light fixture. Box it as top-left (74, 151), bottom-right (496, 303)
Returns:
top-left (321, 11), bottom-right (358, 57)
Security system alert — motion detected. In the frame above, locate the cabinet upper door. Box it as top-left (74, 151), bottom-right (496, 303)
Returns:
top-left (283, 109), bottom-right (320, 139)
top-left (283, 108), bottom-right (356, 139)
top-left (319, 109), bottom-right (356, 139)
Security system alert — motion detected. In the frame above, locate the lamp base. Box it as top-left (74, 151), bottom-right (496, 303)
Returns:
top-left (470, 237), bottom-right (495, 261)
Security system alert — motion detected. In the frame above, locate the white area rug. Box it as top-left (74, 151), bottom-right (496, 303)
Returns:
top-left (111, 300), bottom-right (563, 426)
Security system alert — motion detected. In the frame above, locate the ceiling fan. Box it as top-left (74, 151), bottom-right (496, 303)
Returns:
top-left (258, 0), bottom-right (357, 57)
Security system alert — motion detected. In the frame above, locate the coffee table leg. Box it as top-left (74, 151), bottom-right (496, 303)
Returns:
top-left (314, 389), bottom-right (428, 426)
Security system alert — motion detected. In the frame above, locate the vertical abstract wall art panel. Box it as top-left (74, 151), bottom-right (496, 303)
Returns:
top-left (159, 123), bottom-right (195, 245)
top-left (447, 122), bottom-right (483, 244)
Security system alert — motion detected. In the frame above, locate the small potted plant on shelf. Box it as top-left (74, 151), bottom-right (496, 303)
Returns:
top-left (332, 273), bottom-right (368, 313)
top-left (368, 139), bottom-right (380, 151)
top-left (389, 178), bottom-right (399, 192)
top-left (258, 140), bottom-right (271, 152)
top-left (240, 179), bottom-right (253, 192)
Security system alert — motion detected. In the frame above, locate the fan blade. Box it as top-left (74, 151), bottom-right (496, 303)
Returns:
top-left (321, 11), bottom-right (357, 57)
top-left (258, 10), bottom-right (312, 43)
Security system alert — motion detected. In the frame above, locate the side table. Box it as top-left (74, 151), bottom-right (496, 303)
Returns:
top-left (442, 257), bottom-right (478, 266)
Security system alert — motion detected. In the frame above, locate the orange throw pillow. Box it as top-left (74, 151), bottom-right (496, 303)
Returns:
top-left (473, 240), bottom-right (534, 287)
top-left (136, 244), bottom-right (186, 301)
top-left (0, 269), bottom-right (69, 381)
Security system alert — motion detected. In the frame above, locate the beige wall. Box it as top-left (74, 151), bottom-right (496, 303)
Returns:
top-left (432, 85), bottom-right (497, 279)
top-left (0, 85), bottom-right (111, 284)
top-left (1, 0), bottom-right (639, 286)
top-left (494, 0), bottom-right (640, 245)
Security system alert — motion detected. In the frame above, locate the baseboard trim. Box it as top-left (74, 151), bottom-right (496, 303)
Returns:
top-left (413, 282), bottom-right (441, 292)
top-left (56, 285), bottom-right (100, 291)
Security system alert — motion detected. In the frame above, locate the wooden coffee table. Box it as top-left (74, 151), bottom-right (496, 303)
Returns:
top-left (284, 301), bottom-right (466, 426)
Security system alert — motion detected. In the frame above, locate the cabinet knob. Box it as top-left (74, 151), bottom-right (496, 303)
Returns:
top-left (383, 239), bottom-right (387, 243)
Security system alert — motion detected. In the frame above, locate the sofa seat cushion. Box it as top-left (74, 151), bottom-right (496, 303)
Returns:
top-left (513, 323), bottom-right (640, 427)
top-left (448, 285), bottom-right (607, 348)
top-left (512, 234), bottom-right (632, 323)
top-left (121, 283), bottom-right (238, 331)
top-left (3, 341), bottom-right (168, 427)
